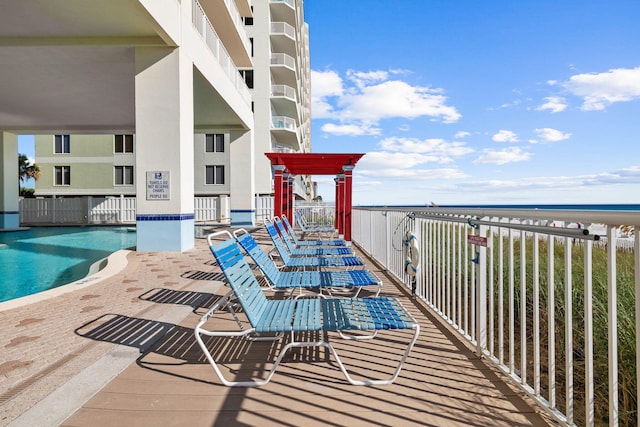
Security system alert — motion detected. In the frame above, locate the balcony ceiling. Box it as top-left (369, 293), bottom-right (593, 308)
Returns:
top-left (0, 1), bottom-right (170, 134)
top-left (0, 1), bottom-right (249, 134)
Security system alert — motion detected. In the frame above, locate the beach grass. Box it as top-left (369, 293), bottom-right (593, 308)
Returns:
top-left (486, 235), bottom-right (637, 426)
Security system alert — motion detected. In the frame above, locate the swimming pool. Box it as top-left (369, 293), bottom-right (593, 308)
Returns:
top-left (0, 226), bottom-right (136, 303)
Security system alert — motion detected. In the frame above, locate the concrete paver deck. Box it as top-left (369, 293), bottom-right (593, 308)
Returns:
top-left (0, 226), bottom-right (557, 426)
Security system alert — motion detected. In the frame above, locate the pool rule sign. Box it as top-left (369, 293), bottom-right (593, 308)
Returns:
top-left (146, 171), bottom-right (170, 200)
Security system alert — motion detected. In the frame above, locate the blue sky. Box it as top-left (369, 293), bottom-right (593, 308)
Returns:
top-left (305, 0), bottom-right (640, 206)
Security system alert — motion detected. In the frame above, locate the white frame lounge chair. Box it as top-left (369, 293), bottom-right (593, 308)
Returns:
top-left (195, 231), bottom-right (420, 387)
top-left (234, 228), bottom-right (382, 297)
top-left (281, 214), bottom-right (346, 247)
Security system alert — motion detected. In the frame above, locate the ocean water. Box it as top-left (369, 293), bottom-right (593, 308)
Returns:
top-left (360, 204), bottom-right (640, 211)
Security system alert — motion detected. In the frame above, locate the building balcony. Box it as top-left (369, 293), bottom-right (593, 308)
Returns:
top-left (270, 21), bottom-right (296, 55)
top-left (271, 115), bottom-right (299, 148)
top-left (192, 0), bottom-right (251, 106)
top-left (198, 0), bottom-right (252, 67)
top-left (270, 53), bottom-right (297, 87)
top-left (269, 0), bottom-right (296, 26)
top-left (271, 84), bottom-right (299, 119)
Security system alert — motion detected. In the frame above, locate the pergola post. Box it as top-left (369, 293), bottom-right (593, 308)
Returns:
top-left (287, 174), bottom-right (295, 220)
top-left (272, 165), bottom-right (285, 218)
top-left (335, 173), bottom-right (345, 237)
top-left (343, 165), bottom-right (354, 241)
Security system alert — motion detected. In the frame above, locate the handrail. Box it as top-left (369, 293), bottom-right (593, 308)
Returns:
top-left (352, 206), bottom-right (640, 426)
top-left (191, 0), bottom-right (251, 105)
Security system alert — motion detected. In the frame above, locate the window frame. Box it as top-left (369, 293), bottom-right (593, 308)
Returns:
top-left (114, 165), bottom-right (134, 186)
top-left (54, 166), bottom-right (71, 186)
top-left (205, 165), bottom-right (225, 185)
top-left (114, 135), bottom-right (134, 153)
top-left (54, 135), bottom-right (70, 154)
top-left (205, 134), bottom-right (225, 153)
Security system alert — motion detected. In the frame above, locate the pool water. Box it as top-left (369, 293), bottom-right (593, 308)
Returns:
top-left (0, 226), bottom-right (136, 303)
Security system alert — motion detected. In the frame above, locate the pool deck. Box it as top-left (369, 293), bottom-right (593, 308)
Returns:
top-left (0, 225), bottom-right (557, 427)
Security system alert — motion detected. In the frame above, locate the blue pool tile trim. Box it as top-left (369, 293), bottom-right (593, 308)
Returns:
top-left (136, 214), bottom-right (195, 221)
top-left (230, 209), bottom-right (255, 213)
top-left (0, 211), bottom-right (19, 215)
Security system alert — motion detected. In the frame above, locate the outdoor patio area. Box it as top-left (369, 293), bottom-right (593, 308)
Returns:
top-left (1, 226), bottom-right (556, 426)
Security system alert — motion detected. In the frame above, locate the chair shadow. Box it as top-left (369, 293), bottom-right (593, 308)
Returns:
top-left (139, 288), bottom-right (220, 313)
top-left (75, 312), bottom-right (331, 386)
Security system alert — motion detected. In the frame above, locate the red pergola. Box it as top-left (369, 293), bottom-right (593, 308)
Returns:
top-left (265, 153), bottom-right (364, 241)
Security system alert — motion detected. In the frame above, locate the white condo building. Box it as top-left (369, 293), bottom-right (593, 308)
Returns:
top-left (0, 0), bottom-right (312, 252)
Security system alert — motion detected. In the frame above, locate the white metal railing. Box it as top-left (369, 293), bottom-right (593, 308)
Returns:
top-left (269, 0), bottom-right (294, 8)
top-left (352, 207), bottom-right (640, 427)
top-left (294, 202), bottom-right (335, 226)
top-left (270, 21), bottom-right (296, 39)
top-left (221, 0), bottom-right (252, 55)
top-left (271, 115), bottom-right (296, 131)
top-left (191, 0), bottom-right (251, 105)
top-left (270, 52), bottom-right (296, 70)
top-left (271, 84), bottom-right (296, 101)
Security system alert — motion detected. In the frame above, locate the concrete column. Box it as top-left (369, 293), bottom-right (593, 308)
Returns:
top-left (134, 44), bottom-right (195, 251)
top-left (229, 130), bottom-right (255, 226)
top-left (272, 165), bottom-right (285, 219)
top-left (343, 165), bottom-right (354, 241)
top-left (335, 174), bottom-right (345, 236)
top-left (0, 132), bottom-right (20, 229)
top-left (287, 174), bottom-right (294, 220)
top-left (282, 172), bottom-right (290, 220)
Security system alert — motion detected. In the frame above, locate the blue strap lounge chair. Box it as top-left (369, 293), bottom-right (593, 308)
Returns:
top-left (264, 221), bottom-right (364, 269)
top-left (273, 218), bottom-right (352, 256)
top-left (294, 210), bottom-right (338, 236)
top-left (281, 214), bottom-right (346, 247)
top-left (234, 228), bottom-right (381, 297)
top-left (194, 231), bottom-right (419, 387)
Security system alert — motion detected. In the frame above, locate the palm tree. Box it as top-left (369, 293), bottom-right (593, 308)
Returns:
top-left (18, 153), bottom-right (40, 196)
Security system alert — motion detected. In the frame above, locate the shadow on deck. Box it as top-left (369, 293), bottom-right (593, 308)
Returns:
top-left (63, 227), bottom-right (555, 427)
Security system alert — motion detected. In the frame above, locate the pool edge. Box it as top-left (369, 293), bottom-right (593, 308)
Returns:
top-left (0, 249), bottom-right (132, 312)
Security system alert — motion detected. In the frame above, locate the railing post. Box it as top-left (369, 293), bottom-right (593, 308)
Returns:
top-left (476, 224), bottom-right (487, 356)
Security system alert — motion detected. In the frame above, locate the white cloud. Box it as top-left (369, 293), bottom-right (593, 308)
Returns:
top-left (534, 127), bottom-right (571, 143)
top-left (310, 70), bottom-right (344, 119)
top-left (454, 131), bottom-right (470, 138)
top-left (320, 122), bottom-right (381, 136)
top-left (346, 70), bottom-right (389, 87)
top-left (378, 137), bottom-right (473, 162)
top-left (473, 147), bottom-right (531, 165)
top-left (311, 68), bottom-right (461, 131)
top-left (562, 66), bottom-right (640, 111)
top-left (492, 130), bottom-right (519, 143)
top-left (537, 96), bottom-right (568, 113)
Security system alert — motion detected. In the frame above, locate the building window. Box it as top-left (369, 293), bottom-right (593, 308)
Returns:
top-left (205, 165), bottom-right (224, 185)
top-left (115, 135), bottom-right (134, 153)
top-left (239, 69), bottom-right (254, 89)
top-left (205, 134), bottom-right (225, 152)
top-left (114, 166), bottom-right (134, 185)
top-left (243, 16), bottom-right (253, 26)
top-left (54, 135), bottom-right (70, 154)
top-left (54, 166), bottom-right (71, 186)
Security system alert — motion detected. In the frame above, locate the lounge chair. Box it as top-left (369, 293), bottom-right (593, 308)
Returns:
top-left (281, 214), bottom-right (346, 247)
top-left (273, 218), bottom-right (352, 256)
top-left (234, 228), bottom-right (381, 297)
top-left (194, 231), bottom-right (420, 386)
top-left (265, 221), bottom-right (364, 269)
top-left (294, 210), bottom-right (338, 236)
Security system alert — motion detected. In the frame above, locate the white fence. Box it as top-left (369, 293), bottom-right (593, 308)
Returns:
top-left (352, 207), bottom-right (640, 427)
top-left (19, 196), bottom-right (275, 225)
